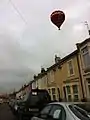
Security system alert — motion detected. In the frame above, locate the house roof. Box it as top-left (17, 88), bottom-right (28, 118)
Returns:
top-left (16, 83), bottom-right (31, 93)
top-left (76, 37), bottom-right (90, 47)
top-left (47, 50), bottom-right (78, 71)
top-left (33, 72), bottom-right (47, 81)
top-left (47, 38), bottom-right (90, 72)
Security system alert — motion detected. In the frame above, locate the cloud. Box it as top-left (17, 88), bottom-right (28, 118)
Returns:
top-left (0, 0), bottom-right (90, 92)
top-left (0, 28), bottom-right (35, 92)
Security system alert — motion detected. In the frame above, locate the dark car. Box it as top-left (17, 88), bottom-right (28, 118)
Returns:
top-left (9, 99), bottom-right (16, 109)
top-left (11, 99), bottom-right (22, 115)
top-left (16, 89), bottom-right (51, 120)
top-left (9, 99), bottom-right (19, 114)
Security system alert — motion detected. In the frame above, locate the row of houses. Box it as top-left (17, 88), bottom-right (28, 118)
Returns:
top-left (15, 38), bottom-right (90, 102)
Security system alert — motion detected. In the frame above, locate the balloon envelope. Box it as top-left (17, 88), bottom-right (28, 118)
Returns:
top-left (50, 10), bottom-right (65, 30)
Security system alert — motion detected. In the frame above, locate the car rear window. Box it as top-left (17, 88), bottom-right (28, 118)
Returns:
top-left (29, 95), bottom-right (39, 106)
top-left (28, 91), bottom-right (50, 106)
top-left (69, 105), bottom-right (90, 120)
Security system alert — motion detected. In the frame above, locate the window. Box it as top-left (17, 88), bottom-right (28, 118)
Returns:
top-left (72, 85), bottom-right (78, 101)
top-left (48, 71), bottom-right (55, 83)
top-left (66, 86), bottom-right (72, 101)
top-left (52, 88), bottom-right (55, 94)
top-left (87, 78), bottom-right (90, 96)
top-left (74, 95), bottom-right (78, 101)
top-left (69, 105), bottom-right (89, 120)
top-left (48, 88), bottom-right (57, 101)
top-left (66, 86), bottom-right (71, 94)
top-left (52, 95), bottom-right (56, 101)
top-left (87, 78), bottom-right (90, 83)
top-left (49, 105), bottom-right (66, 120)
top-left (68, 95), bottom-right (72, 101)
top-left (63, 87), bottom-right (67, 99)
top-left (48, 89), bottom-right (51, 94)
top-left (72, 85), bottom-right (78, 94)
top-left (43, 77), bottom-right (47, 85)
top-left (88, 85), bottom-right (90, 95)
top-left (82, 46), bottom-right (90, 68)
top-left (52, 88), bottom-right (56, 101)
top-left (57, 88), bottom-right (61, 100)
top-left (68, 60), bottom-right (74, 76)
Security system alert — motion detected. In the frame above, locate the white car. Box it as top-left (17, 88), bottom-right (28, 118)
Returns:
top-left (31, 102), bottom-right (90, 120)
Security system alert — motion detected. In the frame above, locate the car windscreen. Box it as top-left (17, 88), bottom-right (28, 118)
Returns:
top-left (28, 91), bottom-right (50, 106)
top-left (69, 105), bottom-right (90, 120)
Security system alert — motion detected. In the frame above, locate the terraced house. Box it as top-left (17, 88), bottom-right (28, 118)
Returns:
top-left (76, 38), bottom-right (90, 101)
top-left (33, 52), bottom-right (83, 101)
top-left (46, 51), bottom-right (83, 102)
top-left (28, 38), bottom-right (90, 102)
top-left (32, 68), bottom-right (48, 90)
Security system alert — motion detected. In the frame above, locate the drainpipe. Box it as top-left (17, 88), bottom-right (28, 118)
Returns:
top-left (76, 44), bottom-right (85, 99)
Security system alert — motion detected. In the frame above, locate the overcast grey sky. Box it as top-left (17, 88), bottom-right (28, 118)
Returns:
top-left (0, 0), bottom-right (90, 93)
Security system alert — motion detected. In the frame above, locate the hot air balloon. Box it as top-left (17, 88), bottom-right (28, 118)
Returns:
top-left (50, 10), bottom-right (65, 30)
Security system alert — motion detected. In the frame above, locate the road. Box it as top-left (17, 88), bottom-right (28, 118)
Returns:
top-left (0, 103), bottom-right (17, 120)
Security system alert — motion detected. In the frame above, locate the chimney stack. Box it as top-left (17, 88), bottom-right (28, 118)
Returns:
top-left (41, 67), bottom-right (45, 73)
top-left (55, 55), bottom-right (61, 64)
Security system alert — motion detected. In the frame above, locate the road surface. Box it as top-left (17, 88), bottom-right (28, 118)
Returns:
top-left (0, 103), bottom-right (17, 120)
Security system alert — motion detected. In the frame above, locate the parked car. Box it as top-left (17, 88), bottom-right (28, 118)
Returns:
top-left (31, 102), bottom-right (90, 120)
top-left (8, 99), bottom-right (13, 107)
top-left (11, 99), bottom-right (22, 115)
top-left (9, 99), bottom-right (18, 113)
top-left (16, 89), bottom-right (51, 120)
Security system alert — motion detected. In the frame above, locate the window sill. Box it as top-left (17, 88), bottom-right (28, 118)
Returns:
top-left (47, 81), bottom-right (55, 85)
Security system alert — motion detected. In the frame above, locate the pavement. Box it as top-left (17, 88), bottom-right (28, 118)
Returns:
top-left (0, 103), bottom-right (17, 120)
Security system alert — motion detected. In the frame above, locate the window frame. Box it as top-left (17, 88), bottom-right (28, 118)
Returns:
top-left (66, 85), bottom-right (71, 94)
top-left (67, 59), bottom-right (75, 77)
top-left (68, 95), bottom-right (72, 101)
top-left (48, 87), bottom-right (57, 101)
top-left (66, 85), bottom-right (72, 101)
top-left (48, 89), bottom-right (51, 94)
top-left (72, 85), bottom-right (78, 94)
top-left (72, 84), bottom-right (79, 101)
top-left (81, 45), bottom-right (90, 68)
top-left (51, 87), bottom-right (57, 101)
top-left (88, 83), bottom-right (90, 95)
top-left (48, 70), bottom-right (55, 83)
